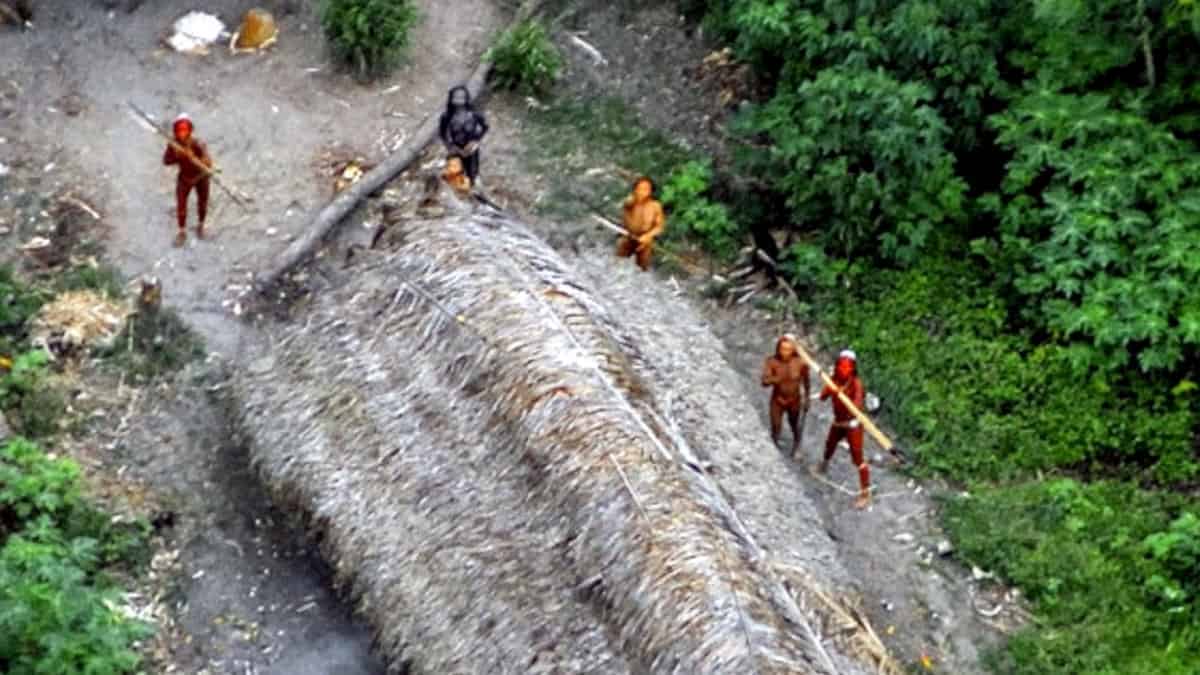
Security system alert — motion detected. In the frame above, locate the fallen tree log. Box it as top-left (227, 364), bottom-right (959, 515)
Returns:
top-left (255, 0), bottom-right (544, 294)
top-left (233, 203), bottom-right (897, 674)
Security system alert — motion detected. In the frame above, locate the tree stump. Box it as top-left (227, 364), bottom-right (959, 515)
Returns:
top-left (138, 275), bottom-right (162, 315)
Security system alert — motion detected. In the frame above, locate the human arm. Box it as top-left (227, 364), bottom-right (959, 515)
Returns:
top-left (163, 143), bottom-right (178, 165)
top-left (761, 360), bottom-right (778, 387)
top-left (192, 140), bottom-right (214, 170)
top-left (636, 203), bottom-right (666, 247)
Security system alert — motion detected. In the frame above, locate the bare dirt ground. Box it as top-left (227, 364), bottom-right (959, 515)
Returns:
top-left (3, 0), bottom-right (1019, 673)
top-left (1, 0), bottom-right (504, 672)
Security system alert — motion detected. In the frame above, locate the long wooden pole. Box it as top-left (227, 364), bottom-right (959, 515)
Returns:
top-left (791, 341), bottom-right (906, 462)
top-left (126, 101), bottom-right (253, 209)
top-left (589, 212), bottom-right (705, 274)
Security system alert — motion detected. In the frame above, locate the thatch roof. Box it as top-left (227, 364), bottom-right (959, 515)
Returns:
top-left (232, 198), bottom-right (888, 674)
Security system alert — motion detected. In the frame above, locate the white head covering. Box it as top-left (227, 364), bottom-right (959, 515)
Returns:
top-left (839, 349), bottom-right (857, 361)
top-left (782, 333), bottom-right (798, 344)
top-left (174, 112), bottom-right (192, 125)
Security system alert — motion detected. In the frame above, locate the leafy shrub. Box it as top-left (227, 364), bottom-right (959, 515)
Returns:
top-left (982, 90), bottom-right (1200, 374)
top-left (1143, 511), bottom-right (1200, 615)
top-left (0, 265), bottom-right (46, 357)
top-left (779, 241), bottom-right (860, 295)
top-left (0, 351), bottom-right (64, 440)
top-left (485, 19), bottom-right (562, 96)
top-left (944, 480), bottom-right (1198, 674)
top-left (658, 161), bottom-right (742, 259)
top-left (0, 438), bottom-right (152, 674)
top-left (320, 0), bottom-right (418, 80)
top-left (736, 65), bottom-right (966, 263)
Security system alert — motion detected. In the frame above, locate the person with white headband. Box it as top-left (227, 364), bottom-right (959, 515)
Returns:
top-left (814, 348), bottom-right (872, 509)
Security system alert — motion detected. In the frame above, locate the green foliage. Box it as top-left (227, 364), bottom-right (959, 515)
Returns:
top-left (98, 308), bottom-right (205, 382)
top-left (1143, 511), bottom-right (1200, 615)
top-left (486, 20), bottom-right (563, 96)
top-left (0, 438), bottom-right (152, 675)
top-left (0, 351), bottom-right (65, 440)
top-left (944, 481), bottom-right (1199, 674)
top-left (779, 240), bottom-right (859, 295)
top-left (658, 161), bottom-right (742, 259)
top-left (675, 0), bottom-right (1200, 672)
top-left (819, 256), bottom-right (1198, 483)
top-left (0, 265), bottom-right (46, 357)
top-left (55, 263), bottom-right (126, 300)
top-left (320, 0), bottom-right (418, 80)
top-left (982, 90), bottom-right (1200, 374)
top-left (736, 65), bottom-right (966, 262)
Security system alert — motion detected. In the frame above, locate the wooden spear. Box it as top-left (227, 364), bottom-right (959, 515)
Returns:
top-left (588, 212), bottom-right (705, 273)
top-left (125, 101), bottom-right (253, 210)
top-left (791, 340), bottom-right (907, 462)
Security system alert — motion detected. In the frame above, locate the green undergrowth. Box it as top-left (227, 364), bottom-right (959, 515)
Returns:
top-left (0, 262), bottom-right (196, 672)
top-left (98, 307), bottom-right (205, 383)
top-left (523, 95), bottom-right (695, 223)
top-left (944, 480), bottom-right (1199, 674)
top-left (0, 437), bottom-right (153, 674)
top-left (816, 255), bottom-right (1198, 484)
top-left (805, 252), bottom-right (1200, 670)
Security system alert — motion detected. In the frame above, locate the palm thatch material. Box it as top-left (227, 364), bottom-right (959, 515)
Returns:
top-left (233, 203), bottom-right (885, 674)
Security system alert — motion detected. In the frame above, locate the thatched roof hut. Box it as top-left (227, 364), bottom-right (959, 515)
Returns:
top-left (232, 197), bottom-right (887, 674)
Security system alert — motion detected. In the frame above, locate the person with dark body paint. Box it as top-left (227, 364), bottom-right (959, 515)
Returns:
top-left (438, 85), bottom-right (489, 186)
top-left (162, 113), bottom-right (213, 247)
top-left (761, 333), bottom-right (810, 458)
top-left (814, 349), bottom-right (872, 509)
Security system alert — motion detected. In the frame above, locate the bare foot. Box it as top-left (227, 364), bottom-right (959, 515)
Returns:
top-left (791, 445), bottom-right (803, 462)
top-left (814, 459), bottom-right (829, 475)
top-left (173, 230), bottom-right (186, 248)
top-left (854, 492), bottom-right (871, 510)
top-left (196, 223), bottom-right (205, 240)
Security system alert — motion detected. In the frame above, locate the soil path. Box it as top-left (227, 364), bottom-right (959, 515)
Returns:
top-left (0, 0), bottom-right (504, 671)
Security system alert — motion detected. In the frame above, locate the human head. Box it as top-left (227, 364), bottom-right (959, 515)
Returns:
top-left (173, 113), bottom-right (193, 142)
top-left (633, 176), bottom-right (653, 201)
top-left (834, 349), bottom-right (856, 381)
top-left (445, 155), bottom-right (464, 175)
top-left (447, 86), bottom-right (470, 109)
top-left (776, 333), bottom-right (797, 359)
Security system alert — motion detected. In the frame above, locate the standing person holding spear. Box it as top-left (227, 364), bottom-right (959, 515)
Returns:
top-left (814, 349), bottom-right (872, 509)
top-left (788, 344), bottom-right (906, 510)
top-left (126, 103), bottom-right (252, 247)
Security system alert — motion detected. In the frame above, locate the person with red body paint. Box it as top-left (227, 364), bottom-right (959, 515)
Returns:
top-left (815, 349), bottom-right (871, 509)
top-left (162, 113), bottom-right (213, 246)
